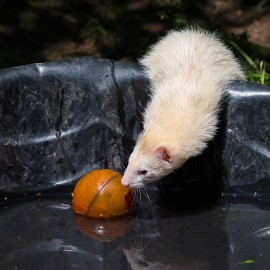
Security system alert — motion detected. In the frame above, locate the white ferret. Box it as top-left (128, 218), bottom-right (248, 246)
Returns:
top-left (121, 27), bottom-right (245, 188)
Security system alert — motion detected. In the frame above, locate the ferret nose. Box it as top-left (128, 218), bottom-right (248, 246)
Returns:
top-left (121, 177), bottom-right (129, 187)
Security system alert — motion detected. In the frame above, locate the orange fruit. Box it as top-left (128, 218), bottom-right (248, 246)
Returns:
top-left (72, 169), bottom-right (133, 219)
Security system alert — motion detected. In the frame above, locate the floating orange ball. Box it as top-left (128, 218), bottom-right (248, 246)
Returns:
top-left (72, 169), bottom-right (133, 219)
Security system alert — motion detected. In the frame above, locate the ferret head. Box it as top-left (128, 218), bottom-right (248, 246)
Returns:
top-left (121, 130), bottom-right (182, 188)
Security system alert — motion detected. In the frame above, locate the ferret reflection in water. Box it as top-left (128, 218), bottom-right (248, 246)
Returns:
top-left (121, 28), bottom-right (245, 188)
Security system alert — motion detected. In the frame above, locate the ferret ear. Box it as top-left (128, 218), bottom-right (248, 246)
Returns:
top-left (154, 146), bottom-right (171, 163)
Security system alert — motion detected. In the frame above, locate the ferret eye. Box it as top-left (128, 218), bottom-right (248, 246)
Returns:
top-left (138, 170), bottom-right (147, 175)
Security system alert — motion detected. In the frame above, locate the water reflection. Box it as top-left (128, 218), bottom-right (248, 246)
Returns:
top-left (1, 196), bottom-right (270, 269)
top-left (74, 214), bottom-right (131, 242)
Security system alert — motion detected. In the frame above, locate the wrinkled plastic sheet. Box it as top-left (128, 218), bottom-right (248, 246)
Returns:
top-left (0, 58), bottom-right (148, 194)
top-left (0, 57), bottom-right (270, 270)
top-left (0, 57), bottom-right (269, 194)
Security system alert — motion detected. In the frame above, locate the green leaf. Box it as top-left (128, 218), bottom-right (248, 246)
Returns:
top-left (243, 259), bottom-right (255, 264)
top-left (230, 41), bottom-right (257, 70)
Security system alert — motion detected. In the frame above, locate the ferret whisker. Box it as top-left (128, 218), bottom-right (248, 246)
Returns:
top-left (141, 238), bottom-right (152, 250)
top-left (141, 185), bottom-right (153, 205)
top-left (134, 236), bottom-right (152, 251)
top-left (158, 180), bottom-right (164, 196)
top-left (126, 188), bottom-right (135, 211)
top-left (139, 189), bottom-right (143, 209)
top-left (142, 185), bottom-right (159, 217)
top-left (143, 185), bottom-right (163, 215)
top-left (130, 189), bottom-right (134, 208)
top-left (134, 235), bottom-right (144, 249)
top-left (120, 163), bottom-right (126, 171)
top-left (122, 147), bottom-right (131, 157)
top-left (132, 189), bottom-right (137, 210)
top-left (134, 189), bottom-right (140, 210)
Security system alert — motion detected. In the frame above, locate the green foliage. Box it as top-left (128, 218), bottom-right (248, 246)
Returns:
top-left (230, 40), bottom-right (270, 85)
top-left (233, 259), bottom-right (256, 267)
top-left (0, 0), bottom-right (269, 82)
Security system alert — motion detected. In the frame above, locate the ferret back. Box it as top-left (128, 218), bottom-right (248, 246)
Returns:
top-left (139, 28), bottom-right (245, 91)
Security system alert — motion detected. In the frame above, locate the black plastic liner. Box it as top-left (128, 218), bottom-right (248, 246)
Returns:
top-left (0, 58), bottom-right (148, 195)
top-left (1, 57), bottom-right (270, 270)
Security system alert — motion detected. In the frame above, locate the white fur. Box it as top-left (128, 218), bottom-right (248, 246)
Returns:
top-left (122, 27), bottom-right (245, 188)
